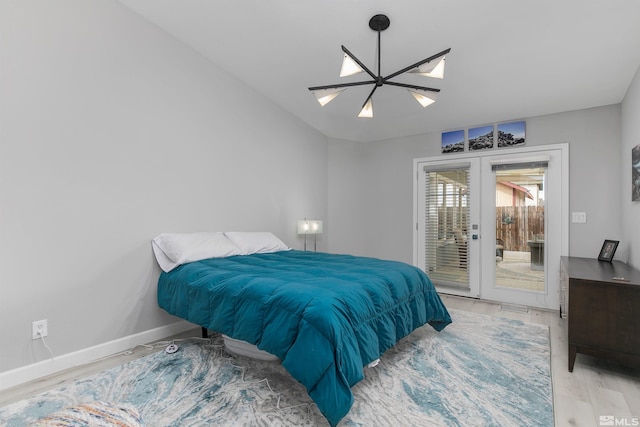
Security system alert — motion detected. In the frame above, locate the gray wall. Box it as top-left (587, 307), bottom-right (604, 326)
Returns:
top-left (328, 105), bottom-right (626, 265)
top-left (0, 1), bottom-right (327, 373)
top-left (621, 65), bottom-right (640, 268)
top-left (327, 139), bottom-right (367, 256)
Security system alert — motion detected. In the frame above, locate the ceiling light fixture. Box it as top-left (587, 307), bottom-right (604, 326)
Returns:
top-left (309, 14), bottom-right (451, 118)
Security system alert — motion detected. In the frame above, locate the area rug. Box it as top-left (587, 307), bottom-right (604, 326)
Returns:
top-left (0, 310), bottom-right (553, 426)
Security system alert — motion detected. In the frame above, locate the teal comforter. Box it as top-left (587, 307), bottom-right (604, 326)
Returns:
top-left (157, 250), bottom-right (451, 426)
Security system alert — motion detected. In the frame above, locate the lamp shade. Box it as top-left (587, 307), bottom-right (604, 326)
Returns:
top-left (408, 55), bottom-right (446, 79)
top-left (312, 88), bottom-right (345, 106)
top-left (310, 220), bottom-right (323, 234)
top-left (357, 99), bottom-right (373, 118)
top-left (297, 219), bottom-right (323, 234)
top-left (408, 89), bottom-right (438, 107)
top-left (340, 53), bottom-right (364, 77)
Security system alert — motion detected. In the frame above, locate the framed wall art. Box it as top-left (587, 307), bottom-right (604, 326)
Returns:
top-left (442, 130), bottom-right (464, 154)
top-left (497, 121), bottom-right (525, 148)
top-left (632, 144), bottom-right (640, 201)
top-left (469, 125), bottom-right (494, 151)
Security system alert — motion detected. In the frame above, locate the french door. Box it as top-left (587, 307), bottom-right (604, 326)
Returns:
top-left (414, 145), bottom-right (568, 310)
top-left (416, 158), bottom-right (480, 298)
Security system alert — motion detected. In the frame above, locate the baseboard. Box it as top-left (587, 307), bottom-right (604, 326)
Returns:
top-left (0, 320), bottom-right (194, 392)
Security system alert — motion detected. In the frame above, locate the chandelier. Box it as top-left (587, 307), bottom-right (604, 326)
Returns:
top-left (309, 14), bottom-right (451, 118)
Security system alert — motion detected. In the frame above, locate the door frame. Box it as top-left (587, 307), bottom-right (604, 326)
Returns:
top-left (413, 143), bottom-right (569, 309)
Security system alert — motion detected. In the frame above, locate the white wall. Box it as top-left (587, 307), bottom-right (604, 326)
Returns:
top-left (0, 1), bottom-right (327, 375)
top-left (328, 105), bottom-right (624, 265)
top-left (621, 65), bottom-right (640, 269)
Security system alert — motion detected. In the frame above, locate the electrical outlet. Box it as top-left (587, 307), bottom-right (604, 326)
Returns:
top-left (32, 319), bottom-right (48, 339)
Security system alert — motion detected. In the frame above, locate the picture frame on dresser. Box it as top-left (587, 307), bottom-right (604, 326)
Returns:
top-left (597, 239), bottom-right (619, 262)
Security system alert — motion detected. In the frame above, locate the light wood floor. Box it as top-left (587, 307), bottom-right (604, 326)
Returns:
top-left (1, 296), bottom-right (638, 426)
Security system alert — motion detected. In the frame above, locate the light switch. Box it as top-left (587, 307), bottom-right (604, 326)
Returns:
top-left (572, 212), bottom-right (587, 223)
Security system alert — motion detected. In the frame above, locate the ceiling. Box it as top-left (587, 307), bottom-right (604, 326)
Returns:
top-left (119, 0), bottom-right (640, 143)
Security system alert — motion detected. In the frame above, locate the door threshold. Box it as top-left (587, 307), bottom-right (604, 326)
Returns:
top-left (499, 303), bottom-right (530, 314)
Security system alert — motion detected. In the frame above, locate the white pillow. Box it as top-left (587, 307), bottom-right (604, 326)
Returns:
top-left (224, 232), bottom-right (290, 255)
top-left (151, 232), bottom-right (242, 272)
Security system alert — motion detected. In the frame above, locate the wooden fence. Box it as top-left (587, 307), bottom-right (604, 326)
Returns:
top-left (496, 206), bottom-right (544, 252)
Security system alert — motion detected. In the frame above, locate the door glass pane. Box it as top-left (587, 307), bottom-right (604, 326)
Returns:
top-left (424, 167), bottom-right (470, 289)
top-left (495, 167), bottom-right (545, 292)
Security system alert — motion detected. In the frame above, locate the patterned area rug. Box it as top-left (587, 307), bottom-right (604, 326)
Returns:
top-left (0, 310), bottom-right (553, 426)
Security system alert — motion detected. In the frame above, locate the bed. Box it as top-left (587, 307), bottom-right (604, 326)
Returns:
top-left (153, 232), bottom-right (451, 426)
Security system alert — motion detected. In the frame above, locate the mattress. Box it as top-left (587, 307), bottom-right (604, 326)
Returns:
top-left (221, 334), bottom-right (279, 361)
top-left (157, 250), bottom-right (451, 426)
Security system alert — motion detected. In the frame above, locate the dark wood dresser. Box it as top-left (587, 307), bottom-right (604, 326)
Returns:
top-left (560, 256), bottom-right (640, 372)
